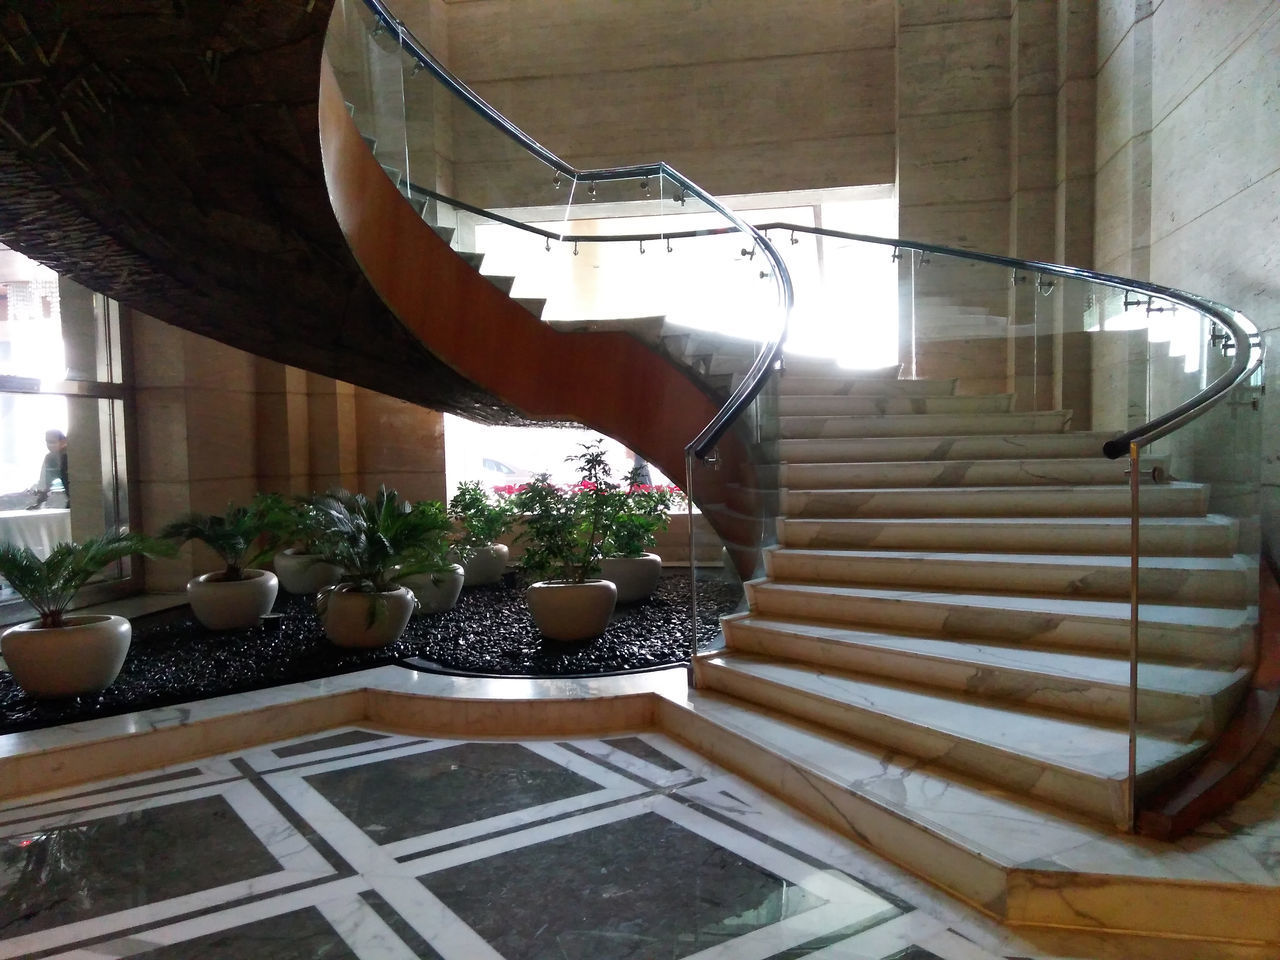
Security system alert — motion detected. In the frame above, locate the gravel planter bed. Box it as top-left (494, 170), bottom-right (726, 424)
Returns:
top-left (0, 572), bottom-right (741, 735)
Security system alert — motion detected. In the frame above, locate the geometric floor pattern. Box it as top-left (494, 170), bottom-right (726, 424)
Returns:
top-left (0, 728), bottom-right (1022, 959)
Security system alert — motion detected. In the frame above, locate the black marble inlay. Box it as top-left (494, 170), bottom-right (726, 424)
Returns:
top-left (0, 768), bottom-right (207, 825)
top-left (421, 810), bottom-right (825, 960)
top-left (0, 794), bottom-right (280, 939)
top-left (137, 907), bottom-right (358, 959)
top-left (273, 730), bottom-right (392, 759)
top-left (883, 946), bottom-right (946, 960)
top-left (603, 736), bottom-right (686, 772)
top-left (305, 742), bottom-right (601, 845)
top-left (360, 890), bottom-right (446, 960)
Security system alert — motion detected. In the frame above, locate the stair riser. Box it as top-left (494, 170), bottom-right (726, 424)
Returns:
top-left (696, 659), bottom-right (1125, 824)
top-left (779, 412), bottom-right (1070, 440)
top-left (778, 434), bottom-right (1113, 463)
top-left (781, 459), bottom-right (1142, 489)
top-left (656, 697), bottom-right (1014, 912)
top-left (722, 620), bottom-right (1237, 736)
top-left (782, 486), bottom-right (1207, 519)
top-left (775, 378), bottom-right (958, 397)
top-left (744, 584), bottom-right (1254, 665)
top-left (763, 552), bottom-right (1254, 607)
top-left (776, 519), bottom-right (1239, 556)
top-left (778, 396), bottom-right (1012, 417)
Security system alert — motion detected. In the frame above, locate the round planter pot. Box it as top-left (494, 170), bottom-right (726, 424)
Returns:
top-left (274, 549), bottom-right (343, 595)
top-left (599, 553), bottom-right (663, 605)
top-left (322, 585), bottom-right (415, 648)
top-left (1, 614), bottom-right (131, 699)
top-left (463, 543), bottom-right (509, 587)
top-left (401, 564), bottom-right (465, 614)
top-left (187, 569), bottom-right (278, 630)
top-left (525, 579), bottom-right (617, 642)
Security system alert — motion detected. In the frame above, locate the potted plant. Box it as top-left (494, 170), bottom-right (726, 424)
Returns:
top-left (0, 532), bottom-right (172, 698)
top-left (449, 480), bottom-right (516, 586)
top-left (160, 495), bottom-right (285, 630)
top-left (599, 469), bottom-right (676, 604)
top-left (390, 499), bottom-right (466, 614)
top-left (267, 494), bottom-right (344, 595)
top-left (509, 444), bottom-right (617, 641)
top-left (311, 487), bottom-right (452, 647)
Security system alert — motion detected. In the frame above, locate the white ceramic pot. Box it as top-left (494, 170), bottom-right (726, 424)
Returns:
top-left (274, 549), bottom-right (343, 595)
top-left (599, 553), bottom-right (663, 605)
top-left (187, 569), bottom-right (278, 630)
top-left (322, 584), bottom-right (416, 648)
top-left (401, 564), bottom-right (465, 614)
top-left (525, 579), bottom-right (617, 641)
top-left (463, 543), bottom-right (509, 586)
top-left (1, 614), bottom-right (131, 699)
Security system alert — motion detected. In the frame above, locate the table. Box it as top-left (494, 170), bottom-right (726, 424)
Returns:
top-left (0, 509), bottom-right (72, 559)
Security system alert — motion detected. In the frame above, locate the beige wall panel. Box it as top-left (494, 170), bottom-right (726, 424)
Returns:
top-left (134, 388), bottom-right (191, 486)
top-left (1012, 0), bottom-right (1058, 96)
top-left (1148, 7), bottom-right (1280, 248)
top-left (1011, 94), bottom-right (1057, 192)
top-left (898, 18), bottom-right (1011, 116)
top-left (184, 389), bottom-right (257, 483)
top-left (186, 478), bottom-right (260, 516)
top-left (446, 0), bottom-right (895, 82)
top-left (1150, 0), bottom-right (1275, 123)
top-left (464, 50), bottom-right (894, 163)
top-left (1010, 189), bottom-right (1056, 262)
top-left (131, 313), bottom-right (187, 388)
top-left (1097, 0), bottom-right (1138, 67)
top-left (354, 388), bottom-right (447, 502)
top-left (1092, 143), bottom-right (1134, 272)
top-left (900, 198), bottom-right (1011, 253)
top-left (1055, 176), bottom-right (1095, 268)
top-left (898, 110), bottom-right (1011, 204)
top-left (181, 334), bottom-right (255, 392)
top-left (1058, 0), bottom-right (1098, 82)
top-left (899, 0), bottom-right (1009, 27)
top-left (1094, 27), bottom-right (1136, 168)
top-left (1057, 78), bottom-right (1096, 182)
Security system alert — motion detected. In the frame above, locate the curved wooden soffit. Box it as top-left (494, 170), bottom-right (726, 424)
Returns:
top-left (317, 60), bottom-right (762, 566)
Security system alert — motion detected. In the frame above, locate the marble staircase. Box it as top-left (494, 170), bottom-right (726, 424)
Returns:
top-left (686, 362), bottom-right (1258, 904)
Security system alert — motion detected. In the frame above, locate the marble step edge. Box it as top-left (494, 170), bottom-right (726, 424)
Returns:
top-left (657, 692), bottom-right (1280, 944)
top-left (780, 481), bottom-right (1209, 519)
top-left (776, 395), bottom-right (1015, 416)
top-left (720, 612), bottom-right (1251, 736)
top-left (695, 651), bottom-right (1205, 826)
top-left (778, 410), bottom-right (1073, 440)
top-left (742, 580), bottom-right (1257, 665)
top-left (773, 376), bottom-right (959, 397)
top-left (775, 515), bottom-right (1241, 557)
top-left (761, 546), bottom-right (1256, 607)
top-left (780, 456), bottom-right (1167, 488)
top-left (776, 432), bottom-right (1119, 463)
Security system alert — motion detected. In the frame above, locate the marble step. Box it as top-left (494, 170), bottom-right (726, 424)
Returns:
top-left (661, 691), bottom-right (1280, 943)
top-left (777, 394), bottom-right (1013, 417)
top-left (782, 481), bottom-right (1208, 519)
top-left (778, 410), bottom-right (1072, 440)
top-left (721, 614), bottom-right (1252, 736)
top-left (483, 274), bottom-right (516, 294)
top-left (778, 431), bottom-right (1117, 463)
top-left (774, 375), bottom-right (958, 397)
top-left (762, 547), bottom-right (1255, 606)
top-left (695, 652), bottom-right (1207, 826)
top-left (780, 456), bottom-right (1159, 489)
top-left (743, 580), bottom-right (1255, 664)
top-left (776, 515), bottom-right (1240, 556)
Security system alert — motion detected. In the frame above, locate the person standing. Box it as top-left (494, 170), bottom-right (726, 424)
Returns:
top-left (27, 429), bottom-right (69, 509)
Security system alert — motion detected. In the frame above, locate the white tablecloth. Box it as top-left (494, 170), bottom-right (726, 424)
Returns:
top-left (0, 509), bottom-right (72, 559)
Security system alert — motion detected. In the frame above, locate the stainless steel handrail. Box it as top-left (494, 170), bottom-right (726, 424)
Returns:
top-left (357, 0), bottom-right (792, 461)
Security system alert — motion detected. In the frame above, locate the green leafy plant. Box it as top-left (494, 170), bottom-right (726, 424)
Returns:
top-left (262, 493), bottom-right (338, 555)
top-left (160, 494), bottom-right (286, 581)
top-left (602, 467), bottom-right (676, 558)
top-left (449, 480), bottom-right (516, 562)
top-left (0, 532), bottom-right (173, 628)
top-left (510, 443), bottom-right (620, 584)
top-left (312, 487), bottom-right (454, 595)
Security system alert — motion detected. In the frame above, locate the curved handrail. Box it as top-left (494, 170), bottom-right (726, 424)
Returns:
top-left (357, 0), bottom-right (791, 461)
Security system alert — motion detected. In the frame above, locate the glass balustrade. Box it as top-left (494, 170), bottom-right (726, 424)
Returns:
top-left (328, 0), bottom-right (1263, 831)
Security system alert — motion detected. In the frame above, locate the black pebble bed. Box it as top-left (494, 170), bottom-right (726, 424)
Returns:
top-left (0, 572), bottom-right (742, 734)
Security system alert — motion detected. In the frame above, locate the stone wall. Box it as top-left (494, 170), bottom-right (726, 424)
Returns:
top-left (1094, 0), bottom-right (1280, 553)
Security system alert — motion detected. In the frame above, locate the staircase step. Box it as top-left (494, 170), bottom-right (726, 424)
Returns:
top-left (763, 547), bottom-right (1255, 606)
top-left (777, 394), bottom-right (1013, 417)
top-left (483, 274), bottom-right (516, 294)
top-left (778, 410), bottom-right (1071, 440)
top-left (514, 297), bottom-right (547, 318)
top-left (696, 652), bottom-right (1207, 825)
top-left (778, 431), bottom-right (1116, 463)
top-left (743, 580), bottom-right (1255, 663)
top-left (781, 456), bottom-right (1151, 488)
top-left (458, 251), bottom-right (484, 269)
top-left (776, 515), bottom-right (1240, 555)
top-left (782, 481), bottom-right (1208, 519)
top-left (721, 615), bottom-right (1250, 735)
top-left (429, 224), bottom-right (456, 245)
top-left (775, 375), bottom-right (957, 397)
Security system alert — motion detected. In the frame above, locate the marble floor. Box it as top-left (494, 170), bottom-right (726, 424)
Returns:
top-left (0, 668), bottom-right (1276, 960)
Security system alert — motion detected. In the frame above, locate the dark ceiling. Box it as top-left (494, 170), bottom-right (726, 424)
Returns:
top-left (0, 0), bottom-right (519, 421)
